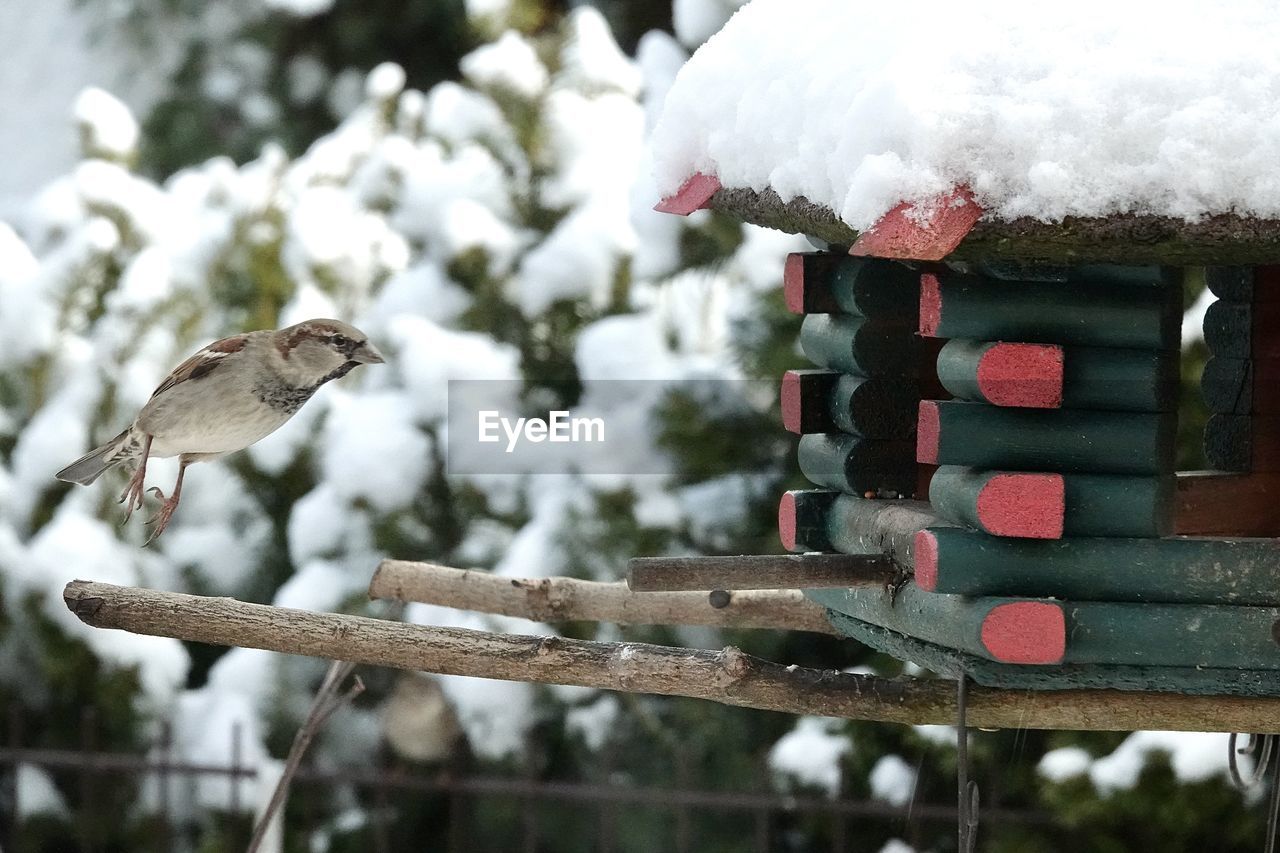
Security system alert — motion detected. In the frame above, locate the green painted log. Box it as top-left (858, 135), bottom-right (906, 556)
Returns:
top-left (826, 613), bottom-right (1280, 697)
top-left (784, 253), bottom-right (918, 316)
top-left (822, 493), bottom-right (943, 567)
top-left (936, 340), bottom-right (1177, 411)
top-left (918, 401), bottom-right (1177, 475)
top-left (920, 269), bottom-right (1181, 350)
top-left (807, 584), bottom-right (1067, 664)
top-left (1200, 413), bottom-right (1280, 471)
top-left (781, 370), bottom-right (917, 436)
top-left (778, 490), bottom-right (943, 566)
top-left (929, 468), bottom-right (1174, 538)
top-left (1061, 472), bottom-right (1174, 537)
top-left (797, 433), bottom-right (917, 496)
top-left (799, 314), bottom-right (918, 376)
top-left (1201, 357), bottom-right (1251, 415)
top-left (928, 467), bottom-right (1064, 539)
top-left (914, 526), bottom-right (1278, 604)
top-left (778, 490), bottom-right (839, 552)
top-left (811, 584), bottom-right (1280, 670)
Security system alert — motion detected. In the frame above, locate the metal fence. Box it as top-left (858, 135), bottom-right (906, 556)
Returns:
top-left (0, 705), bottom-right (1053, 853)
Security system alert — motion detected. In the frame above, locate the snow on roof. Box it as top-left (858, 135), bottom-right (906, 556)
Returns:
top-left (652, 0), bottom-right (1280, 232)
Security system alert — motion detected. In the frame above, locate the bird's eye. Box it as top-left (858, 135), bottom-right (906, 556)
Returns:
top-left (331, 334), bottom-right (350, 348)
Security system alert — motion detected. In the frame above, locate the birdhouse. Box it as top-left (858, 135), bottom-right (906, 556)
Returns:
top-left (658, 164), bottom-right (1280, 696)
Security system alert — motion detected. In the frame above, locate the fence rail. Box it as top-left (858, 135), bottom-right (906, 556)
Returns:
top-left (0, 704), bottom-right (1054, 853)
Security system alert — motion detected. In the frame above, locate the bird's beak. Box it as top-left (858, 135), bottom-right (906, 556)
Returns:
top-left (352, 342), bottom-right (385, 364)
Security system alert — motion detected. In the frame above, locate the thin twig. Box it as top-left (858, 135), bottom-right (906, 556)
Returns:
top-left (246, 659), bottom-right (364, 853)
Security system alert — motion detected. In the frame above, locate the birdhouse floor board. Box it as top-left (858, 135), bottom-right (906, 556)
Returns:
top-left (1174, 471), bottom-right (1280, 536)
top-left (919, 269), bottom-right (1180, 350)
top-left (917, 400), bottom-right (1177, 475)
top-left (826, 613), bottom-right (1280, 697)
top-left (781, 370), bottom-right (918, 437)
top-left (798, 433), bottom-right (917, 495)
top-left (800, 314), bottom-right (919, 376)
top-left (812, 585), bottom-right (1280, 670)
top-left (783, 253), bottom-right (918, 316)
top-left (915, 527), bottom-right (1280, 605)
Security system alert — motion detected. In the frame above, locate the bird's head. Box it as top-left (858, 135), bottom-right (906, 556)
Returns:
top-left (273, 318), bottom-right (385, 385)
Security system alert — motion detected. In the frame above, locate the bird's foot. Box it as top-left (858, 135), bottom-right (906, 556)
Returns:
top-left (118, 467), bottom-right (147, 523)
top-left (144, 486), bottom-right (180, 544)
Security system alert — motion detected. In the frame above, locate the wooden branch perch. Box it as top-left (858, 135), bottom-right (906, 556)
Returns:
top-left (626, 554), bottom-right (892, 592)
top-left (369, 560), bottom-right (838, 635)
top-left (64, 580), bottom-right (1280, 732)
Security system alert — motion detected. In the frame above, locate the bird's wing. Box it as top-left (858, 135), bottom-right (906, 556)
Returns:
top-left (148, 333), bottom-right (250, 400)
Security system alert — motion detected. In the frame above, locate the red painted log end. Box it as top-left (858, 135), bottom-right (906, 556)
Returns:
top-left (919, 273), bottom-right (942, 337)
top-left (654, 173), bottom-right (722, 215)
top-left (916, 401), bottom-right (941, 464)
top-left (980, 602), bottom-right (1066, 664)
top-left (781, 370), bottom-right (804, 434)
top-left (976, 473), bottom-right (1065, 539)
top-left (779, 491), bottom-right (799, 552)
top-left (849, 186), bottom-right (983, 261)
top-left (913, 529), bottom-right (938, 591)
top-left (977, 343), bottom-right (1064, 408)
top-left (783, 253), bottom-right (807, 314)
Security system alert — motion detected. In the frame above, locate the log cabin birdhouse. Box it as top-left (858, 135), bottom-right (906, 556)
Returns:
top-left (649, 1), bottom-right (1280, 699)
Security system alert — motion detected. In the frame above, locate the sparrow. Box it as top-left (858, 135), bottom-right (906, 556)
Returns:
top-left (55, 318), bottom-right (385, 541)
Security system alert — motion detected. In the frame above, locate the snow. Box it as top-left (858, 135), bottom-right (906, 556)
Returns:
top-left (1037, 746), bottom-right (1093, 782)
top-left (768, 716), bottom-right (852, 796)
top-left (263, 0), bottom-right (335, 18)
top-left (557, 7), bottom-right (642, 96)
top-left (878, 842), bottom-right (915, 853)
top-left (672, 0), bottom-right (748, 48)
top-left (365, 62), bottom-right (406, 101)
top-left (566, 695), bottom-right (620, 751)
top-left (869, 754), bottom-right (918, 807)
top-left (461, 31), bottom-right (549, 98)
top-left (321, 390), bottom-right (430, 513)
top-left (653, 0), bottom-right (1280, 229)
top-left (72, 87), bottom-right (139, 159)
top-left (16, 763), bottom-right (69, 818)
top-left (1039, 733), bottom-right (1243, 793)
top-left (1089, 731), bottom-right (1237, 793)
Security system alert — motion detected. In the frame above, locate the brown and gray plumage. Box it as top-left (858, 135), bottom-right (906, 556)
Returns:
top-left (55, 318), bottom-right (384, 541)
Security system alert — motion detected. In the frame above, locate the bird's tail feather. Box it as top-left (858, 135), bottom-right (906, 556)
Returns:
top-left (55, 428), bottom-right (133, 486)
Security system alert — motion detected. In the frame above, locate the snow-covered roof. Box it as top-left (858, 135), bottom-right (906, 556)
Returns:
top-left (652, 0), bottom-right (1280, 262)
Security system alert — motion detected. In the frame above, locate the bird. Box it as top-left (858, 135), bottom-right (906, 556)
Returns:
top-left (55, 318), bottom-right (385, 541)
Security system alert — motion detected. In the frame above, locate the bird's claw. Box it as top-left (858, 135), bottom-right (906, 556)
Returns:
top-left (144, 491), bottom-right (180, 544)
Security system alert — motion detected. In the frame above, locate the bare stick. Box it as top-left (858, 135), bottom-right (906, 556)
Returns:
top-left (246, 660), bottom-right (365, 853)
top-left (626, 554), bottom-right (892, 592)
top-left (370, 560), bottom-right (839, 634)
top-left (63, 579), bottom-right (1280, 732)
